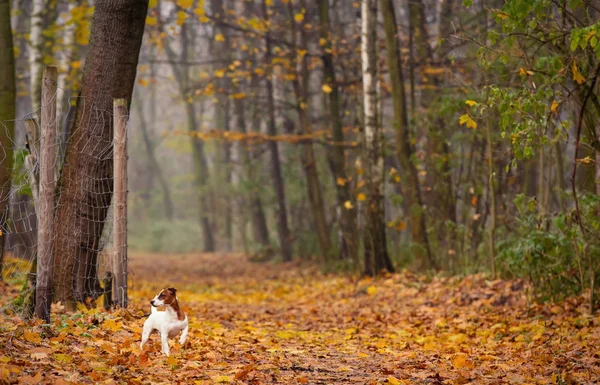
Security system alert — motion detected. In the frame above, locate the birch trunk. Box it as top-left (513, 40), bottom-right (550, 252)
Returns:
top-left (362, 0), bottom-right (393, 275)
top-left (29, 0), bottom-right (44, 117)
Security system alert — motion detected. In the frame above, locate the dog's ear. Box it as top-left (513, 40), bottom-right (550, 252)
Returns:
top-left (168, 287), bottom-right (177, 295)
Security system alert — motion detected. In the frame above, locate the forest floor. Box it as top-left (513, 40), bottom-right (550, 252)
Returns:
top-left (0, 253), bottom-right (599, 384)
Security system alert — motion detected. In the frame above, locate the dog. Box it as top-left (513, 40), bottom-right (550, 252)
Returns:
top-left (140, 287), bottom-right (188, 356)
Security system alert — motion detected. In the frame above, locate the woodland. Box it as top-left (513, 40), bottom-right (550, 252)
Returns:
top-left (0, 0), bottom-right (600, 384)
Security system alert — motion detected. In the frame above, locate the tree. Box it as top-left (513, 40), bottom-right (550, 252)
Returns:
top-left (0, 0), bottom-right (16, 279)
top-left (29, 0), bottom-right (44, 116)
top-left (362, 0), bottom-right (393, 275)
top-left (317, 0), bottom-right (358, 264)
top-left (380, 0), bottom-right (435, 270)
top-left (262, 0), bottom-right (293, 262)
top-left (52, 0), bottom-right (149, 309)
top-left (286, 0), bottom-right (332, 261)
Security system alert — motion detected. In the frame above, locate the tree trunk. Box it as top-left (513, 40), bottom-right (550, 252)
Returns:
top-left (234, 94), bottom-right (270, 248)
top-left (187, 101), bottom-right (216, 252)
top-left (317, 0), bottom-right (358, 264)
top-left (263, 0), bottom-right (293, 262)
top-left (56, 0), bottom-right (80, 163)
top-left (380, 0), bottom-right (435, 270)
top-left (29, 0), bottom-right (44, 117)
top-left (287, 1), bottom-right (332, 262)
top-left (0, 0), bottom-right (16, 279)
top-left (158, 7), bottom-right (216, 251)
top-left (133, 90), bottom-right (174, 221)
top-left (363, 0), bottom-right (393, 276)
top-left (52, 0), bottom-right (149, 309)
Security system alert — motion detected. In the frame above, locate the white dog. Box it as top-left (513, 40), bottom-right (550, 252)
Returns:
top-left (140, 287), bottom-right (188, 356)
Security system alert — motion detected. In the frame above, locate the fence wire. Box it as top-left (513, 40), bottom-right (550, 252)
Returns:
top-left (0, 92), bottom-right (125, 318)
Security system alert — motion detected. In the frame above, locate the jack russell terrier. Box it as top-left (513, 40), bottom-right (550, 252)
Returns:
top-left (140, 287), bottom-right (189, 356)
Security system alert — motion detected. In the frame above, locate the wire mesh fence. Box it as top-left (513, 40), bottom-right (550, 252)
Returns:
top-left (0, 66), bottom-right (128, 321)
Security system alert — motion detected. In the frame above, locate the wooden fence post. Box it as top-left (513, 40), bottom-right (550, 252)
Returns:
top-left (113, 98), bottom-right (128, 308)
top-left (35, 66), bottom-right (57, 322)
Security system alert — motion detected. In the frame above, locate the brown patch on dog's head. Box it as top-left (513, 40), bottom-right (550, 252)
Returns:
top-left (151, 287), bottom-right (178, 307)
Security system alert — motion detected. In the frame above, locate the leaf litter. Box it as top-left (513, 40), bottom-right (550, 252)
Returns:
top-left (0, 252), bottom-right (599, 384)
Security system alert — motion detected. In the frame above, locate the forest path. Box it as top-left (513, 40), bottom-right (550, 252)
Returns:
top-left (1, 253), bottom-right (599, 384)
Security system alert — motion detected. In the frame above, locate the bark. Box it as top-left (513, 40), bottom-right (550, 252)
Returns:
top-left (287, 1), bottom-right (332, 261)
top-left (52, 0), bottom-right (149, 308)
top-left (317, 0), bottom-right (358, 263)
top-left (363, 0), bottom-right (393, 276)
top-left (380, 0), bottom-right (435, 270)
top-left (262, 0), bottom-right (293, 262)
top-left (0, 0), bottom-right (16, 279)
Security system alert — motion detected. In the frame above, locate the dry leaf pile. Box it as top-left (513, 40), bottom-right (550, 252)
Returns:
top-left (0, 253), bottom-right (599, 384)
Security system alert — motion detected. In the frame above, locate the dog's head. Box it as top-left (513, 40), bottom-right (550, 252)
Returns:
top-left (150, 287), bottom-right (177, 307)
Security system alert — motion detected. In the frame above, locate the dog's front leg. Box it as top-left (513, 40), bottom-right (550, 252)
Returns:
top-left (140, 322), bottom-right (152, 350)
top-left (160, 330), bottom-right (170, 356)
top-left (179, 324), bottom-right (189, 347)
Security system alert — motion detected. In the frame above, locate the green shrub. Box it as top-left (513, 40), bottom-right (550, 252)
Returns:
top-left (498, 193), bottom-right (600, 303)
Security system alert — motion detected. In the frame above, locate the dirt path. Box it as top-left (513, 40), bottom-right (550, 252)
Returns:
top-left (1, 253), bottom-right (599, 384)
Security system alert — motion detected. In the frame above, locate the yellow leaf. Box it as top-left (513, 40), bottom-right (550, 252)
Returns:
top-left (388, 376), bottom-right (402, 385)
top-left (146, 16), bottom-right (157, 26)
top-left (213, 375), bottom-right (231, 383)
top-left (448, 333), bottom-right (467, 344)
top-left (572, 61), bottom-right (586, 84)
top-left (149, 0), bottom-right (158, 7)
top-left (215, 33), bottom-right (225, 42)
top-left (23, 330), bottom-right (41, 344)
top-left (452, 353), bottom-right (467, 369)
top-left (459, 114), bottom-right (477, 130)
top-left (177, 0), bottom-right (193, 7)
top-left (394, 175), bottom-right (401, 183)
top-left (300, 102), bottom-right (308, 110)
top-left (194, 4), bottom-right (206, 17)
top-left (138, 78), bottom-right (148, 87)
top-left (465, 100), bottom-right (477, 106)
top-left (336, 177), bottom-right (347, 186)
top-left (395, 221), bottom-right (406, 231)
top-left (214, 69), bottom-right (225, 78)
top-left (166, 356), bottom-right (178, 366)
top-left (322, 84), bottom-right (333, 93)
top-left (294, 12), bottom-right (304, 23)
top-left (319, 38), bottom-right (327, 46)
top-left (366, 286), bottom-right (377, 295)
top-left (254, 68), bottom-right (264, 76)
top-left (578, 156), bottom-right (593, 164)
top-left (357, 193), bottom-right (366, 201)
top-left (519, 67), bottom-right (534, 76)
top-left (496, 11), bottom-right (510, 20)
top-left (344, 201), bottom-right (354, 210)
top-left (551, 100), bottom-right (560, 113)
top-left (176, 11), bottom-right (187, 26)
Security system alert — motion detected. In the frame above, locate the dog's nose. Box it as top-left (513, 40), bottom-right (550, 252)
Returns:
top-left (150, 300), bottom-right (155, 306)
